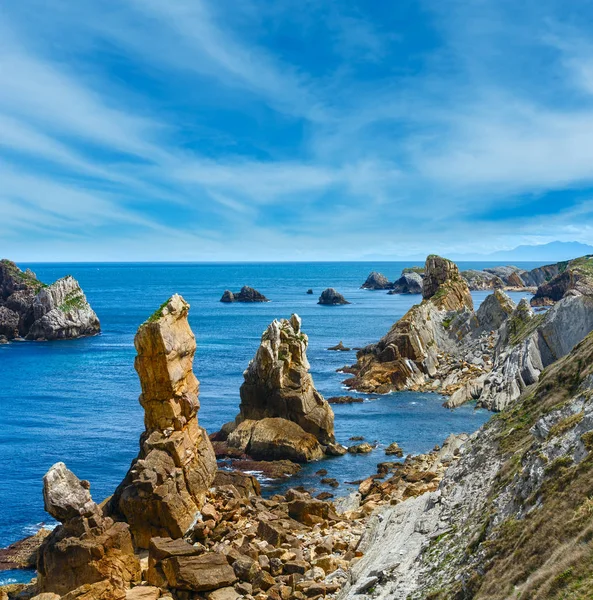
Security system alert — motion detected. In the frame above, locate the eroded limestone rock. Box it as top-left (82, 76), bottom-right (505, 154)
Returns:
top-left (110, 295), bottom-right (217, 548)
top-left (37, 463), bottom-right (140, 598)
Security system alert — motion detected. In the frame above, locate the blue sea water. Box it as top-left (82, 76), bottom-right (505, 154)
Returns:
top-left (0, 261), bottom-right (541, 560)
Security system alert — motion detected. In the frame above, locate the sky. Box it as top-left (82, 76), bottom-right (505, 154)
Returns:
top-left (2, 0), bottom-right (593, 261)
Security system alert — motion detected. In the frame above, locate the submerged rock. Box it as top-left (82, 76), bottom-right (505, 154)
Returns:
top-left (318, 288), bottom-right (350, 305)
top-left (110, 295), bottom-right (217, 548)
top-left (385, 442), bottom-right (403, 457)
top-left (328, 341), bottom-right (350, 351)
top-left (220, 286), bottom-right (269, 303)
top-left (327, 396), bottom-right (364, 404)
top-left (0, 260), bottom-right (100, 341)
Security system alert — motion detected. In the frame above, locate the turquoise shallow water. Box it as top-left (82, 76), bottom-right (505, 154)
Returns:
top-left (0, 261), bottom-right (539, 577)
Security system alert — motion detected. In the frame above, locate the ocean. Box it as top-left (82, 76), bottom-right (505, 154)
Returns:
top-left (0, 261), bottom-right (541, 582)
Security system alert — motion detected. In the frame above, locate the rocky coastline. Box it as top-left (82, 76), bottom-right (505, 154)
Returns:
top-left (5, 254), bottom-right (593, 599)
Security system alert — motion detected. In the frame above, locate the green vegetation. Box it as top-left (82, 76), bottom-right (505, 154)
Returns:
top-left (402, 266), bottom-right (425, 274)
top-left (58, 291), bottom-right (86, 313)
top-left (548, 411), bottom-right (585, 438)
top-left (442, 316), bottom-right (454, 329)
top-left (144, 297), bottom-right (171, 324)
top-left (1, 258), bottom-right (47, 292)
top-left (506, 312), bottom-right (545, 346)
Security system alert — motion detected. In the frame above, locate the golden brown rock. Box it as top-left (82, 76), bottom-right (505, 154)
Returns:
top-left (37, 463), bottom-right (140, 598)
top-left (235, 314), bottom-right (334, 445)
top-left (110, 295), bottom-right (217, 548)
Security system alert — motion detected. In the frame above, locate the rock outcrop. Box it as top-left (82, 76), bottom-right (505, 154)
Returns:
top-left (0, 260), bottom-right (100, 341)
top-left (361, 272), bottom-right (392, 290)
top-left (110, 295), bottom-right (217, 548)
top-left (220, 286), bottom-right (269, 303)
top-left (318, 288), bottom-right (350, 305)
top-left (37, 463), bottom-right (140, 598)
top-left (477, 294), bottom-right (593, 410)
top-left (462, 262), bottom-right (561, 291)
top-left (340, 329), bottom-right (593, 599)
top-left (388, 272), bottom-right (423, 295)
top-left (344, 256), bottom-right (474, 394)
top-left (222, 314), bottom-right (335, 461)
top-left (461, 269), bottom-right (504, 290)
top-left (531, 255), bottom-right (593, 306)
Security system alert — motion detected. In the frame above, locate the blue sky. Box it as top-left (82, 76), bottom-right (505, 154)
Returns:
top-left (2, 0), bottom-right (593, 261)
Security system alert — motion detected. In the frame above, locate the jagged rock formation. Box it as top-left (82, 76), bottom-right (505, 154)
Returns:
top-left (462, 262), bottom-right (561, 291)
top-left (318, 288), bottom-right (350, 305)
top-left (0, 260), bottom-right (100, 341)
top-left (110, 295), bottom-right (217, 549)
top-left (531, 255), bottom-right (593, 306)
top-left (344, 256), bottom-right (475, 394)
top-left (361, 272), bottom-right (392, 290)
top-left (340, 329), bottom-right (593, 600)
top-left (476, 294), bottom-right (593, 410)
top-left (220, 286), bottom-right (269, 303)
top-left (461, 269), bottom-right (504, 290)
top-left (222, 314), bottom-right (335, 461)
top-left (37, 463), bottom-right (140, 598)
top-left (388, 272), bottom-right (423, 295)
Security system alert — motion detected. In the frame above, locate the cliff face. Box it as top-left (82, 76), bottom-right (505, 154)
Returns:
top-left (110, 295), bottom-right (217, 549)
top-left (0, 260), bottom-right (100, 341)
top-left (531, 255), bottom-right (593, 306)
top-left (345, 256), bottom-right (475, 394)
top-left (340, 329), bottom-right (593, 600)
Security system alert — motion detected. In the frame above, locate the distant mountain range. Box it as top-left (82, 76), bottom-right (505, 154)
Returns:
top-left (455, 241), bottom-right (593, 263)
top-left (360, 241), bottom-right (593, 263)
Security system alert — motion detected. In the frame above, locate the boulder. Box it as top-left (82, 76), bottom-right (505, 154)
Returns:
top-left (361, 272), bottom-right (392, 290)
top-left (348, 443), bottom-right (373, 454)
top-left (37, 463), bottom-right (140, 597)
top-left (220, 286), bottom-right (268, 303)
top-left (109, 295), bottom-right (217, 548)
top-left (232, 314), bottom-right (335, 447)
top-left (160, 553), bottom-right (236, 592)
top-left (318, 288), bottom-right (350, 305)
top-left (212, 470), bottom-right (261, 497)
top-left (326, 396), bottom-right (363, 404)
top-left (42, 462), bottom-right (96, 523)
top-left (385, 442), bottom-right (403, 457)
top-left (0, 260), bottom-right (100, 341)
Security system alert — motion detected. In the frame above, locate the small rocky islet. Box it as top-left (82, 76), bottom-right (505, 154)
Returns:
top-left (0, 259), bottom-right (100, 342)
top-left (220, 286), bottom-right (269, 303)
top-left (5, 254), bottom-right (593, 598)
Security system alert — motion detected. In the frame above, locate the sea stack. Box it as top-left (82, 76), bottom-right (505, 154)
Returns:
top-left (0, 259), bottom-right (100, 341)
top-left (318, 288), bottom-right (350, 305)
top-left (220, 286), bottom-right (269, 302)
top-left (37, 462), bottom-right (140, 598)
top-left (223, 314), bottom-right (337, 461)
top-left (110, 295), bottom-right (217, 548)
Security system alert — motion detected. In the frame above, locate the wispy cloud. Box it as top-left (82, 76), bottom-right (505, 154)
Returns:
top-left (2, 0), bottom-right (593, 261)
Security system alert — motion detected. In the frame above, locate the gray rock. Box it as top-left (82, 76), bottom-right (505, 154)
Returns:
top-left (318, 288), bottom-right (350, 305)
top-left (43, 462), bottom-right (97, 523)
top-left (361, 272), bottom-right (392, 290)
top-left (388, 272), bottom-right (423, 295)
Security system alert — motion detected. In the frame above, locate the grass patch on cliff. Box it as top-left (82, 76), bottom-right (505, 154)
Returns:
top-left (402, 266), bottom-right (425, 274)
top-left (58, 291), bottom-right (86, 312)
top-left (460, 333), bottom-right (593, 599)
top-left (506, 312), bottom-right (546, 346)
top-left (144, 298), bottom-right (171, 324)
top-left (1, 259), bottom-right (47, 292)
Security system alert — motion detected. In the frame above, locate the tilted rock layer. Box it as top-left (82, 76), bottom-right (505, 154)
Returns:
top-left (531, 255), bottom-right (593, 306)
top-left (0, 260), bottom-right (100, 341)
top-left (110, 295), bottom-right (217, 548)
top-left (345, 255), bottom-right (475, 394)
top-left (340, 329), bottom-right (593, 600)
